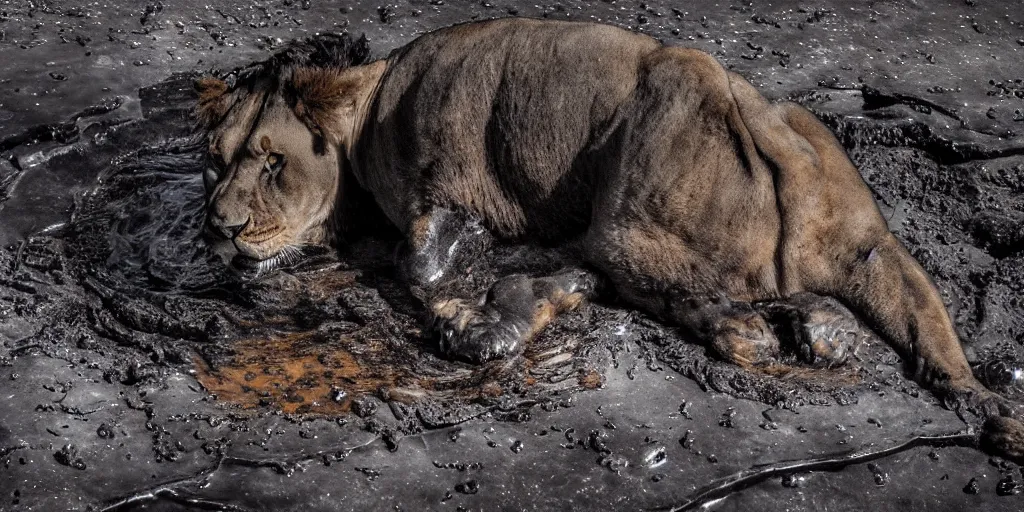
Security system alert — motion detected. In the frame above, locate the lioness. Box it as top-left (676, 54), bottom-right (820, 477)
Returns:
top-left (196, 18), bottom-right (1022, 458)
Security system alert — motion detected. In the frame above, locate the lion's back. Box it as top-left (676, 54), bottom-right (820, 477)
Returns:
top-left (356, 18), bottom-right (660, 237)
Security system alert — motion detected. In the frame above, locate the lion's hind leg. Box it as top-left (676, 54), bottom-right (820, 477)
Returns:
top-left (767, 99), bottom-right (1024, 459)
top-left (585, 223), bottom-right (781, 369)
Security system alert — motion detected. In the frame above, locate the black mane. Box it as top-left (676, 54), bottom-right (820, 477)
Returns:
top-left (217, 32), bottom-right (372, 91)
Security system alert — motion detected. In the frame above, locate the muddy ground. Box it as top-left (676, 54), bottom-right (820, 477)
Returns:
top-left (1, 0), bottom-right (1024, 510)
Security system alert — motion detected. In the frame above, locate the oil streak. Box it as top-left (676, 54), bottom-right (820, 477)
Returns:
top-left (657, 432), bottom-right (977, 512)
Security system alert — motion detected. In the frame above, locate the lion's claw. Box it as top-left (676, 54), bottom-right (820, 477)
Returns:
top-left (433, 299), bottom-right (527, 363)
top-left (797, 314), bottom-right (860, 368)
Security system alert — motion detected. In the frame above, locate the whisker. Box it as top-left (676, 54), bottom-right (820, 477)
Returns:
top-left (282, 245), bottom-right (302, 266)
top-left (250, 244), bottom-right (307, 277)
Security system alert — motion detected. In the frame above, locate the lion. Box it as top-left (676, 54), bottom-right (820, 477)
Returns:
top-left (195, 17), bottom-right (1023, 459)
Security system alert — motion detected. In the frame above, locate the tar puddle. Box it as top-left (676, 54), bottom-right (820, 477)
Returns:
top-left (63, 119), bottom-right (607, 418)
top-left (5, 66), bottom-right (1023, 434)
top-left (1, 74), bottom-right (613, 423)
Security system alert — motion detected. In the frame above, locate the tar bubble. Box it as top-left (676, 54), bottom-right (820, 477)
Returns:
top-left (996, 475), bottom-right (1020, 496)
top-left (455, 480), bottom-right (479, 494)
top-left (964, 477), bottom-right (980, 495)
top-left (867, 463), bottom-right (888, 486)
top-left (782, 473), bottom-right (808, 488)
top-left (644, 446), bottom-right (667, 468)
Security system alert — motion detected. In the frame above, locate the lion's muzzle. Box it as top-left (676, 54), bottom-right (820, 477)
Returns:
top-left (204, 211), bottom-right (289, 264)
top-left (206, 212), bottom-right (250, 241)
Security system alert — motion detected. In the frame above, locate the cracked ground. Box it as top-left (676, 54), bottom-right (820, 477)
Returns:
top-left (1, 1), bottom-right (1024, 510)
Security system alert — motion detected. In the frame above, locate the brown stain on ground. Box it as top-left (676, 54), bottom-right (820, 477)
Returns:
top-left (194, 331), bottom-right (409, 414)
top-left (193, 330), bottom-right (602, 415)
top-left (193, 268), bottom-right (423, 415)
top-left (193, 267), bottom-right (603, 415)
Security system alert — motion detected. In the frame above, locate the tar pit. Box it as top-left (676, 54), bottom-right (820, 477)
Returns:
top-left (2, 2), bottom-right (1024, 510)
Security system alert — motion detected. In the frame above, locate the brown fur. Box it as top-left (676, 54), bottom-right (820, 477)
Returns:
top-left (199, 18), bottom-right (1024, 459)
top-left (195, 77), bottom-right (230, 129)
top-left (289, 67), bottom-right (361, 144)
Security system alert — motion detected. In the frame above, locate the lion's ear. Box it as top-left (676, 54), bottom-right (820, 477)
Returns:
top-left (289, 67), bottom-right (362, 145)
top-left (195, 77), bottom-right (230, 129)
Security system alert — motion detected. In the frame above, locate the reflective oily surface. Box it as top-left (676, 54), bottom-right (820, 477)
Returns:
top-left (1, 1), bottom-right (1024, 510)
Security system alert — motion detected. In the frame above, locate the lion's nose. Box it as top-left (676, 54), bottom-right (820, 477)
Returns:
top-left (207, 213), bottom-right (249, 240)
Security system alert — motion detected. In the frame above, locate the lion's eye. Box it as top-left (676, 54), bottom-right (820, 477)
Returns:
top-left (264, 153), bottom-right (285, 174)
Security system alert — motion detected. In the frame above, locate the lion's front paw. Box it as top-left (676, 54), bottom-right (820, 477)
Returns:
top-left (429, 271), bottom-right (596, 364)
top-left (710, 310), bottom-right (780, 367)
top-left (797, 312), bottom-right (860, 368)
top-left (431, 298), bottom-right (530, 363)
top-left (758, 292), bottom-right (864, 368)
top-left (791, 294), bottom-right (862, 368)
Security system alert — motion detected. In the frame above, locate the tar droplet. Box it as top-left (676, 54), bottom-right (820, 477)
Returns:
top-left (455, 480), bottom-right (479, 495)
top-left (867, 463), bottom-right (888, 486)
top-left (644, 446), bottom-right (667, 468)
top-left (53, 444), bottom-right (86, 470)
top-left (432, 460), bottom-right (483, 471)
top-left (680, 430), bottom-right (694, 449)
top-left (782, 473), bottom-right (808, 488)
top-left (96, 424), bottom-right (115, 439)
top-left (377, 5), bottom-right (396, 24)
top-left (996, 475), bottom-right (1020, 496)
top-left (448, 428), bottom-right (462, 443)
top-left (963, 477), bottom-right (980, 495)
top-left (587, 430), bottom-right (609, 453)
top-left (975, 359), bottom-right (1024, 392)
top-left (678, 400), bottom-right (692, 419)
top-left (718, 408), bottom-right (736, 428)
top-left (598, 453), bottom-right (629, 472)
top-left (510, 440), bottom-right (524, 453)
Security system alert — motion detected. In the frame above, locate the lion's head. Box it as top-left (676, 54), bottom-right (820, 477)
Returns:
top-left (195, 34), bottom-right (375, 270)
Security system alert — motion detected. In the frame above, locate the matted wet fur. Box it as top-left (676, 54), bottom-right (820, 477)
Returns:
top-left (195, 17), bottom-right (1024, 459)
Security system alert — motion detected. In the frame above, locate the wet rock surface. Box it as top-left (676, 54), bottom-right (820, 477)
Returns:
top-left (1, 0), bottom-right (1024, 510)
